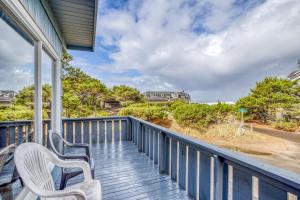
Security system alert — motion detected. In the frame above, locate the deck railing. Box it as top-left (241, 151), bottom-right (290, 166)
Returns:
top-left (1, 116), bottom-right (300, 199)
top-left (0, 117), bottom-right (129, 147)
top-left (129, 116), bottom-right (300, 200)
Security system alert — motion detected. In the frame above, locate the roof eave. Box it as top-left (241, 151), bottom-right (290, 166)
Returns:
top-left (67, 45), bottom-right (93, 52)
top-left (92, 0), bottom-right (99, 52)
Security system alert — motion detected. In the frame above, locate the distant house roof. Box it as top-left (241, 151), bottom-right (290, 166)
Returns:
top-left (47, 0), bottom-right (98, 51)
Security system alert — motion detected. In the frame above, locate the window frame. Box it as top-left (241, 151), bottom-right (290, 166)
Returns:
top-left (0, 1), bottom-right (62, 143)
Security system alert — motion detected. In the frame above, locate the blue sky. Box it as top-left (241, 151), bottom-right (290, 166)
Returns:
top-left (69, 0), bottom-right (300, 102)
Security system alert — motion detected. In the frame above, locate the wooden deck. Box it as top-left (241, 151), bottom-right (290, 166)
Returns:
top-left (1, 141), bottom-right (191, 200)
top-left (65, 141), bottom-right (192, 200)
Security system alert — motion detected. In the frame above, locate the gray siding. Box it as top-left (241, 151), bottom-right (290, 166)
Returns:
top-left (21, 0), bottom-right (62, 55)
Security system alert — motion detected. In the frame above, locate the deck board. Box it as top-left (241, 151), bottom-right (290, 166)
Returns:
top-left (65, 141), bottom-right (192, 200)
top-left (0, 141), bottom-right (192, 200)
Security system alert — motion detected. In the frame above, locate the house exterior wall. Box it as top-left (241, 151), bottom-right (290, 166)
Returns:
top-left (143, 91), bottom-right (191, 102)
top-left (21, 0), bottom-right (63, 56)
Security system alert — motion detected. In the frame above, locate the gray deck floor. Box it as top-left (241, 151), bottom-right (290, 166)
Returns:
top-left (0, 141), bottom-right (192, 200)
top-left (66, 141), bottom-right (192, 200)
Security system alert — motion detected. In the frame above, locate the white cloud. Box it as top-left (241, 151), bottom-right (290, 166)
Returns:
top-left (0, 19), bottom-right (35, 92)
top-left (93, 0), bottom-right (300, 101)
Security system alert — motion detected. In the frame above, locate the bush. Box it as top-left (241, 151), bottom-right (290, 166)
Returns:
top-left (169, 100), bottom-right (187, 111)
top-left (0, 105), bottom-right (34, 121)
top-left (172, 103), bottom-right (235, 131)
top-left (210, 103), bottom-right (236, 122)
top-left (173, 104), bottom-right (213, 131)
top-left (273, 120), bottom-right (299, 132)
top-left (94, 110), bottom-right (109, 117)
top-left (118, 105), bottom-right (167, 121)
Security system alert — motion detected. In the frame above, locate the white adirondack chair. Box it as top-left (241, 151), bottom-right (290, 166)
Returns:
top-left (14, 143), bottom-right (101, 200)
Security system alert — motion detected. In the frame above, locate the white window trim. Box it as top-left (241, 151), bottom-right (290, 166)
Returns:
top-left (1, 0), bottom-right (63, 142)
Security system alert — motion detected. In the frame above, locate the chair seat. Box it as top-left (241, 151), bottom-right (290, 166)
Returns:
top-left (47, 180), bottom-right (101, 200)
top-left (64, 147), bottom-right (87, 156)
top-left (67, 180), bottom-right (101, 200)
top-left (0, 161), bottom-right (14, 186)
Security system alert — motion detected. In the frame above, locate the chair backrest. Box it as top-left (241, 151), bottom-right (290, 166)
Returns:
top-left (0, 144), bottom-right (15, 172)
top-left (14, 143), bottom-right (56, 193)
top-left (48, 131), bottom-right (64, 156)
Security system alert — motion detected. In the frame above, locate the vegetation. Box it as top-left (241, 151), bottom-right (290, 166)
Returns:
top-left (62, 56), bottom-right (109, 117)
top-left (111, 85), bottom-right (145, 106)
top-left (236, 77), bottom-right (300, 122)
top-left (1, 53), bottom-right (299, 134)
top-left (118, 104), bottom-right (167, 121)
top-left (172, 103), bottom-right (235, 131)
top-left (236, 77), bottom-right (300, 131)
top-left (0, 105), bottom-right (33, 121)
top-left (273, 120), bottom-right (299, 132)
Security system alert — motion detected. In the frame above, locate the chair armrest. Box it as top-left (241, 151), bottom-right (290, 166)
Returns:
top-left (66, 143), bottom-right (90, 157)
top-left (4, 154), bottom-right (14, 165)
top-left (61, 137), bottom-right (90, 157)
top-left (39, 188), bottom-right (87, 200)
top-left (59, 154), bottom-right (89, 162)
top-left (51, 156), bottom-right (93, 182)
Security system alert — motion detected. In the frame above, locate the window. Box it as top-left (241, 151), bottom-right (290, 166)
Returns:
top-left (0, 8), bottom-right (35, 146)
top-left (41, 49), bottom-right (53, 140)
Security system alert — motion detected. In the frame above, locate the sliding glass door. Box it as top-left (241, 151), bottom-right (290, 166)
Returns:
top-left (0, 8), bottom-right (35, 146)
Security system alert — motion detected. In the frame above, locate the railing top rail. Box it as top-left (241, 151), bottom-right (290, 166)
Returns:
top-left (129, 116), bottom-right (300, 190)
top-left (0, 116), bottom-right (128, 126)
top-left (0, 120), bottom-right (34, 127)
top-left (62, 116), bottom-right (129, 122)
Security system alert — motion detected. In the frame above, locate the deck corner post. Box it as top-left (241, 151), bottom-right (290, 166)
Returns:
top-left (137, 122), bottom-right (143, 152)
top-left (159, 132), bottom-right (167, 174)
top-left (127, 118), bottom-right (132, 141)
top-left (214, 155), bottom-right (224, 200)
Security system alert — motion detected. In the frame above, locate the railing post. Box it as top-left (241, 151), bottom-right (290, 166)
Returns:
top-left (159, 132), bottom-right (167, 174)
top-left (137, 122), bottom-right (143, 152)
top-left (127, 118), bottom-right (132, 141)
top-left (0, 126), bottom-right (6, 148)
top-left (213, 155), bottom-right (224, 200)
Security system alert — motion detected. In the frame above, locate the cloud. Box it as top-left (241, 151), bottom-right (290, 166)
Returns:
top-left (77, 0), bottom-right (300, 102)
top-left (0, 19), bottom-right (35, 92)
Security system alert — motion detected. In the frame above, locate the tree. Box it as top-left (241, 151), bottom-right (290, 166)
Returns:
top-left (236, 77), bottom-right (300, 122)
top-left (62, 54), bottom-right (109, 117)
top-left (14, 84), bottom-right (52, 119)
top-left (111, 85), bottom-right (144, 105)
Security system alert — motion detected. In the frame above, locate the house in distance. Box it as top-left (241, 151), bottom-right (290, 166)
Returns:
top-left (0, 90), bottom-right (16, 105)
top-left (143, 91), bottom-right (191, 102)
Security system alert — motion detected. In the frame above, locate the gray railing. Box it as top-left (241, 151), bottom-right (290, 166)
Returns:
top-left (0, 117), bottom-right (130, 147)
top-left (1, 116), bottom-right (300, 199)
top-left (129, 116), bottom-right (300, 200)
top-left (61, 117), bottom-right (130, 145)
top-left (0, 120), bottom-right (36, 147)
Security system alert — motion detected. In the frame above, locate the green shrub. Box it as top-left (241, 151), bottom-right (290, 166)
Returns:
top-left (0, 105), bottom-right (34, 121)
top-left (210, 103), bottom-right (236, 122)
top-left (173, 104), bottom-right (213, 131)
top-left (169, 100), bottom-right (187, 111)
top-left (172, 103), bottom-right (235, 131)
top-left (273, 120), bottom-right (299, 132)
top-left (94, 110), bottom-right (109, 117)
top-left (118, 105), bottom-right (167, 121)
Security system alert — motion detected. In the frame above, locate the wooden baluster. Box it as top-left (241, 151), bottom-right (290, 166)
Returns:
top-left (213, 155), bottom-right (224, 200)
top-left (159, 132), bottom-right (167, 174)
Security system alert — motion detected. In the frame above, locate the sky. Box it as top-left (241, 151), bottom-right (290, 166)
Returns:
top-left (1, 0), bottom-right (300, 102)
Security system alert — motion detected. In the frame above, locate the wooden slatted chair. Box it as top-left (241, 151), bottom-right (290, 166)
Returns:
top-left (0, 144), bottom-right (22, 199)
top-left (48, 131), bottom-right (95, 189)
top-left (14, 142), bottom-right (101, 200)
